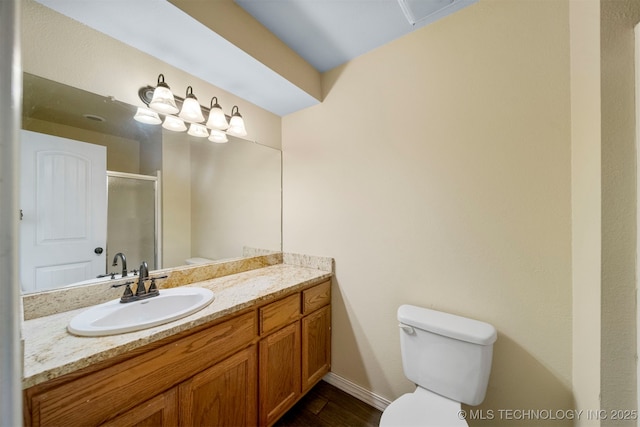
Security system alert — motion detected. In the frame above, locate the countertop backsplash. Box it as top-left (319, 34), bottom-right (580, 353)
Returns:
top-left (22, 250), bottom-right (333, 321)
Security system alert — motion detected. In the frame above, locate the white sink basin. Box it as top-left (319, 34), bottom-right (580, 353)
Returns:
top-left (68, 287), bottom-right (215, 337)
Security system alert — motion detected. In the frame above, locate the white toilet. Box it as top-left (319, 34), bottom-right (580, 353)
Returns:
top-left (380, 304), bottom-right (497, 426)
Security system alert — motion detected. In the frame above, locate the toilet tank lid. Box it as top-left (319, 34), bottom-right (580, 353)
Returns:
top-left (398, 305), bottom-right (497, 346)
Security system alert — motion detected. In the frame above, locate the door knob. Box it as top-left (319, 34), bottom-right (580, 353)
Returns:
top-left (94, 247), bottom-right (104, 255)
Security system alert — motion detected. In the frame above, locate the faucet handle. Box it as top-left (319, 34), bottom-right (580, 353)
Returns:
top-left (147, 275), bottom-right (167, 295)
top-left (111, 280), bottom-right (135, 288)
top-left (148, 278), bottom-right (158, 294)
top-left (111, 281), bottom-right (135, 302)
top-left (135, 280), bottom-right (147, 297)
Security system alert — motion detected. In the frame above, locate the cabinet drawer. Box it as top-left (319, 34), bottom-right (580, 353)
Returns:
top-left (29, 311), bottom-right (257, 427)
top-left (260, 294), bottom-right (300, 335)
top-left (302, 281), bottom-right (331, 314)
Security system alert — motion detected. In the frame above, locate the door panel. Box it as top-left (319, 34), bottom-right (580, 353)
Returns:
top-left (259, 322), bottom-right (301, 425)
top-left (179, 345), bottom-right (257, 427)
top-left (20, 130), bottom-right (107, 292)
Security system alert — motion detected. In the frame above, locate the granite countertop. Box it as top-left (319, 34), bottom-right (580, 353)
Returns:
top-left (22, 263), bottom-right (332, 389)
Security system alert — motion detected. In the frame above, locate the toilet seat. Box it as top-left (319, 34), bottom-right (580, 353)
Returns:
top-left (380, 387), bottom-right (468, 427)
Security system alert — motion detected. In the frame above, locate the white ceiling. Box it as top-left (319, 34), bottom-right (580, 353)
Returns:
top-left (235, 0), bottom-right (477, 73)
top-left (34, 0), bottom-right (477, 116)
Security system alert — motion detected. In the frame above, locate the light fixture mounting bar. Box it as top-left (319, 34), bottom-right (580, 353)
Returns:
top-left (138, 86), bottom-right (232, 120)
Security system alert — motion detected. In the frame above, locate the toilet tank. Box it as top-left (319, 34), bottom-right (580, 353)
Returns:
top-left (185, 257), bottom-right (213, 265)
top-left (397, 305), bottom-right (497, 406)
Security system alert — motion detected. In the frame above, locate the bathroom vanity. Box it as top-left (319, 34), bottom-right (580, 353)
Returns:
top-left (21, 255), bottom-right (332, 426)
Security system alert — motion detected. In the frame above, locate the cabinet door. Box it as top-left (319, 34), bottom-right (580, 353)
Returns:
top-left (100, 388), bottom-right (178, 427)
top-left (27, 311), bottom-right (257, 427)
top-left (180, 345), bottom-right (257, 427)
top-left (259, 322), bottom-right (301, 426)
top-left (302, 305), bottom-right (331, 392)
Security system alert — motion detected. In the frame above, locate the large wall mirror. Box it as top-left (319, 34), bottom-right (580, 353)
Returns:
top-left (21, 73), bottom-right (282, 294)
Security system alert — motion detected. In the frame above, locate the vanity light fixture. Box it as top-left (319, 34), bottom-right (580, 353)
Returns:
top-left (178, 86), bottom-right (205, 123)
top-left (227, 106), bottom-right (247, 137)
top-left (205, 97), bottom-right (229, 130)
top-left (149, 74), bottom-right (179, 115)
top-left (136, 74), bottom-right (247, 143)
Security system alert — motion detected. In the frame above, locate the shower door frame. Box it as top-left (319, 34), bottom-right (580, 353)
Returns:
top-left (106, 170), bottom-right (162, 270)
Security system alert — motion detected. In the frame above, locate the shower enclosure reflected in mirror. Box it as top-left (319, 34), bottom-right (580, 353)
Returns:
top-left (20, 73), bottom-right (282, 294)
top-left (107, 171), bottom-right (160, 273)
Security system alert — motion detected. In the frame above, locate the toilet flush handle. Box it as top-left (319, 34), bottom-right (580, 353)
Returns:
top-left (399, 324), bottom-right (415, 335)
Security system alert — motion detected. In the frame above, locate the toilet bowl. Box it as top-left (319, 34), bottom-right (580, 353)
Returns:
top-left (379, 304), bottom-right (496, 427)
top-left (380, 387), bottom-right (467, 426)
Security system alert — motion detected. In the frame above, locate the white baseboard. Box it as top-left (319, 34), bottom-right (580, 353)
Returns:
top-left (322, 372), bottom-right (392, 412)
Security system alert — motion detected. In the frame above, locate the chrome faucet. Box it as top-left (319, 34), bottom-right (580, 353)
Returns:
top-left (112, 252), bottom-right (127, 277)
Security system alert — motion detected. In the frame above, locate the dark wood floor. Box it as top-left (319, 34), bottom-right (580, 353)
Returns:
top-left (275, 381), bottom-right (383, 427)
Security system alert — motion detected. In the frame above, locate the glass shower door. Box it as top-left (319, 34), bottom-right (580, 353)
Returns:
top-left (107, 172), bottom-right (159, 272)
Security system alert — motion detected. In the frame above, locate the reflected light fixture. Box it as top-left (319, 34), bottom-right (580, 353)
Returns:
top-left (137, 74), bottom-right (248, 141)
top-left (227, 106), bottom-right (247, 137)
top-left (178, 86), bottom-right (205, 123)
top-left (133, 107), bottom-right (161, 125)
top-left (188, 123), bottom-right (209, 138)
top-left (149, 74), bottom-right (179, 115)
top-left (208, 129), bottom-right (228, 143)
top-left (162, 115), bottom-right (187, 132)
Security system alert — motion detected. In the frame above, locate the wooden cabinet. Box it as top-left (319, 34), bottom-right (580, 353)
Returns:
top-left (259, 322), bottom-right (301, 426)
top-left (100, 388), bottom-right (178, 427)
top-left (24, 311), bottom-right (257, 427)
top-left (258, 280), bottom-right (331, 426)
top-left (302, 305), bottom-right (331, 392)
top-left (259, 293), bottom-right (300, 335)
top-left (24, 280), bottom-right (331, 427)
top-left (180, 345), bottom-right (257, 427)
top-left (302, 281), bottom-right (331, 315)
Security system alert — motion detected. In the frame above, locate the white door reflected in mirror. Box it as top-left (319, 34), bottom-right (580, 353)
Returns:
top-left (20, 130), bottom-right (107, 293)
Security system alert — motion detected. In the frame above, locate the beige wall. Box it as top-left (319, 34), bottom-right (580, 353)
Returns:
top-left (22, 118), bottom-right (141, 174)
top-left (600, 0), bottom-right (640, 422)
top-left (283, 0), bottom-right (573, 424)
top-left (570, 0), bottom-right (602, 423)
top-left (190, 138), bottom-right (281, 260)
top-left (161, 131), bottom-right (192, 269)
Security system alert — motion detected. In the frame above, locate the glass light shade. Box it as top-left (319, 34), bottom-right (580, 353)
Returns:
top-left (178, 87), bottom-right (205, 123)
top-left (179, 97), bottom-right (205, 123)
top-left (149, 85), bottom-right (179, 115)
top-left (227, 114), bottom-right (247, 137)
top-left (208, 129), bottom-right (228, 143)
top-left (188, 123), bottom-right (209, 138)
top-left (133, 107), bottom-right (161, 125)
top-left (205, 105), bottom-right (229, 130)
top-left (162, 115), bottom-right (187, 132)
